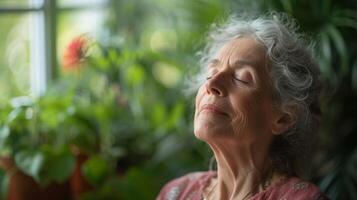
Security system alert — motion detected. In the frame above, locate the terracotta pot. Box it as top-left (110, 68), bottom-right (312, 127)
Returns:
top-left (69, 153), bottom-right (93, 198)
top-left (0, 157), bottom-right (72, 200)
top-left (0, 157), bottom-right (41, 200)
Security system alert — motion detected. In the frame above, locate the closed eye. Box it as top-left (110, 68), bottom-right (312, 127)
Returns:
top-left (233, 70), bottom-right (253, 85)
top-left (232, 76), bottom-right (249, 84)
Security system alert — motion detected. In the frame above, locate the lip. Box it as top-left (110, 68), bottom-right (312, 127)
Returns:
top-left (200, 104), bottom-right (228, 116)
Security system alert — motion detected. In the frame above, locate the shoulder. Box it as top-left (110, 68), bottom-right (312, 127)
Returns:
top-left (164, 171), bottom-right (210, 186)
top-left (156, 171), bottom-right (215, 200)
top-left (255, 177), bottom-right (329, 200)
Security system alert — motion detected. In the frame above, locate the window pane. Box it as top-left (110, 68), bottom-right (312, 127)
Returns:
top-left (58, 0), bottom-right (107, 7)
top-left (0, 0), bottom-right (31, 7)
top-left (0, 14), bottom-right (31, 101)
top-left (57, 10), bottom-right (106, 68)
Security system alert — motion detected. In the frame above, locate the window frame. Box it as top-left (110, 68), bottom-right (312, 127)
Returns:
top-left (0, 0), bottom-right (56, 96)
top-left (0, 0), bottom-right (108, 96)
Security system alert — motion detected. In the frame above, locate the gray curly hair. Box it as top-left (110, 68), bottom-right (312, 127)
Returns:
top-left (196, 13), bottom-right (322, 177)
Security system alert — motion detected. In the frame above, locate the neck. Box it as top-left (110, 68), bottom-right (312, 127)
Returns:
top-left (207, 140), bottom-right (274, 200)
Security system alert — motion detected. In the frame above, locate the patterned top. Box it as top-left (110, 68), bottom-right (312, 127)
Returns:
top-left (156, 171), bottom-right (329, 200)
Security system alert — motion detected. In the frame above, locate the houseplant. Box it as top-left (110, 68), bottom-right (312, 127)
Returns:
top-left (0, 95), bottom-right (75, 200)
top-left (0, 35), bottom-right (119, 199)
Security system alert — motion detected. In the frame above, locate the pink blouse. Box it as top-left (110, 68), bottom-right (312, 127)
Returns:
top-left (156, 171), bottom-right (329, 200)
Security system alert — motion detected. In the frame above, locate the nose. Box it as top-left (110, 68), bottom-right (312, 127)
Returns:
top-left (205, 71), bottom-right (227, 97)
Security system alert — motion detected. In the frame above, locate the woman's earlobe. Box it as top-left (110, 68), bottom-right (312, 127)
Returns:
top-left (272, 113), bottom-right (295, 135)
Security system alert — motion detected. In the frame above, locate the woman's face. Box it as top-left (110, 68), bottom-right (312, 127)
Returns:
top-left (194, 37), bottom-right (278, 145)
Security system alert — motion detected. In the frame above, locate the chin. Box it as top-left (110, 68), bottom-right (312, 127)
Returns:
top-left (194, 122), bottom-right (223, 141)
top-left (194, 123), bottom-right (209, 140)
top-left (193, 129), bottom-right (206, 141)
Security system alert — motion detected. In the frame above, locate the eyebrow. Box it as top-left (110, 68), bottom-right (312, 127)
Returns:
top-left (208, 59), bottom-right (257, 69)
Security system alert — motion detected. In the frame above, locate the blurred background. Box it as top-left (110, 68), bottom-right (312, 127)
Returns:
top-left (0, 0), bottom-right (356, 199)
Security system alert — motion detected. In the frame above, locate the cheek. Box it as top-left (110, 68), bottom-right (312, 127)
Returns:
top-left (229, 95), bottom-right (250, 135)
top-left (230, 91), bottom-right (272, 135)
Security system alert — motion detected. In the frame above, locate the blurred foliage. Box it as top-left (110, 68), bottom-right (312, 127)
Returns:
top-left (0, 96), bottom-right (77, 185)
top-left (0, 0), bottom-right (357, 199)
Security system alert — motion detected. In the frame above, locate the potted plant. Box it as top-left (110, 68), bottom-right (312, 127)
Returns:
top-left (0, 95), bottom-right (76, 200)
top-left (0, 35), bottom-right (135, 199)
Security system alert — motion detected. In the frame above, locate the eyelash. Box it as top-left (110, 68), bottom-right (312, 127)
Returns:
top-left (233, 76), bottom-right (249, 84)
top-left (205, 74), bottom-right (249, 85)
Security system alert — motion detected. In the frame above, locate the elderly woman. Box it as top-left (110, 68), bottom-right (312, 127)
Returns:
top-left (157, 13), bottom-right (328, 200)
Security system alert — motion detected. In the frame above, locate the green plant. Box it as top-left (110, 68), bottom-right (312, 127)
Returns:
top-left (0, 96), bottom-right (76, 185)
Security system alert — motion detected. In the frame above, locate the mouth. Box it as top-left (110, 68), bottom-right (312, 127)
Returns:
top-left (200, 104), bottom-right (228, 116)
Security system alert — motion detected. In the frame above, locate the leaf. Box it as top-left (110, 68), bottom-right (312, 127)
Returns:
top-left (334, 9), bottom-right (357, 20)
top-left (125, 64), bottom-right (145, 86)
top-left (151, 103), bottom-right (166, 127)
top-left (320, 32), bottom-right (332, 63)
top-left (14, 147), bottom-right (76, 185)
top-left (280, 0), bottom-right (293, 13)
top-left (41, 147), bottom-right (76, 184)
top-left (326, 25), bottom-right (349, 75)
top-left (318, 31), bottom-right (333, 79)
top-left (108, 49), bottom-right (119, 63)
top-left (0, 126), bottom-right (10, 149)
top-left (94, 57), bottom-right (111, 71)
top-left (0, 169), bottom-right (9, 200)
top-left (82, 155), bottom-right (110, 186)
top-left (14, 150), bottom-right (44, 182)
top-left (6, 107), bottom-right (24, 124)
top-left (332, 16), bottom-right (357, 30)
top-left (10, 96), bottom-right (33, 108)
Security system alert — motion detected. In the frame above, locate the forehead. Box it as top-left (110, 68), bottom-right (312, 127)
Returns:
top-left (214, 37), bottom-right (267, 68)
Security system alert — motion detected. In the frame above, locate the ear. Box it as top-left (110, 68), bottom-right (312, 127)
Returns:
top-left (271, 111), bottom-right (295, 135)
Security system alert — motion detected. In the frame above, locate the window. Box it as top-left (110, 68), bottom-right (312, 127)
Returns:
top-left (0, 0), bottom-right (108, 101)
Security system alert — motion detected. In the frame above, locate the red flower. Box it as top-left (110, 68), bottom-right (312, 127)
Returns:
top-left (63, 35), bottom-right (90, 71)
